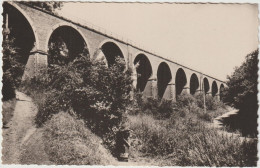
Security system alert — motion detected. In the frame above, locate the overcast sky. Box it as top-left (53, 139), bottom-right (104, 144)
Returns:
top-left (58, 2), bottom-right (258, 81)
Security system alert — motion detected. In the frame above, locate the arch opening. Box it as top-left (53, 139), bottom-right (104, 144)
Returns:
top-left (48, 26), bottom-right (88, 66)
top-left (190, 73), bottom-right (199, 95)
top-left (3, 2), bottom-right (36, 66)
top-left (203, 78), bottom-right (210, 94)
top-left (134, 54), bottom-right (152, 92)
top-left (212, 81), bottom-right (218, 97)
top-left (100, 42), bottom-right (124, 66)
top-left (219, 84), bottom-right (225, 101)
top-left (175, 68), bottom-right (187, 97)
top-left (157, 62), bottom-right (172, 99)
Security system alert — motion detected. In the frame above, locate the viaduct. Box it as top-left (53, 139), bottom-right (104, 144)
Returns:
top-left (3, 1), bottom-right (226, 101)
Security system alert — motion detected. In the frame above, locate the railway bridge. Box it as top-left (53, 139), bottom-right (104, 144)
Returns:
top-left (3, 1), bottom-right (226, 100)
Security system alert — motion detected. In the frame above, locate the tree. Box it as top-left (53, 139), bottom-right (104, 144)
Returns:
top-left (223, 49), bottom-right (258, 136)
top-left (224, 49), bottom-right (258, 110)
top-left (24, 2), bottom-right (63, 14)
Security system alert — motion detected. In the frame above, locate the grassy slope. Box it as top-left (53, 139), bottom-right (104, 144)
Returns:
top-left (42, 112), bottom-right (116, 165)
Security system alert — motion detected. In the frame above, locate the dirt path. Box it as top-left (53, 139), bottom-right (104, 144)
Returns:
top-left (2, 91), bottom-right (51, 164)
top-left (212, 109), bottom-right (239, 129)
top-left (208, 108), bottom-right (255, 142)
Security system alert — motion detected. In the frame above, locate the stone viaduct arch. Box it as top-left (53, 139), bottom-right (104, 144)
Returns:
top-left (3, 2), bottom-right (40, 79)
top-left (157, 62), bottom-right (172, 99)
top-left (211, 81), bottom-right (218, 97)
top-left (4, 1), bottom-right (226, 101)
top-left (98, 40), bottom-right (126, 66)
top-left (203, 77), bottom-right (210, 94)
top-left (47, 25), bottom-right (89, 65)
top-left (219, 84), bottom-right (225, 100)
top-left (133, 53), bottom-right (153, 93)
top-left (175, 68), bottom-right (187, 99)
top-left (45, 22), bottom-right (90, 55)
top-left (190, 73), bottom-right (200, 95)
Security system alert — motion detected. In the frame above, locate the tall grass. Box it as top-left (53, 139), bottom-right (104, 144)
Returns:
top-left (126, 93), bottom-right (257, 166)
top-left (127, 113), bottom-right (257, 166)
top-left (43, 112), bottom-right (116, 165)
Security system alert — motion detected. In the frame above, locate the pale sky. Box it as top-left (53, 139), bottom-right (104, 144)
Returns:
top-left (58, 2), bottom-right (259, 81)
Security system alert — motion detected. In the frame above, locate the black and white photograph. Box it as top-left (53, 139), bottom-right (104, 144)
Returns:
top-left (1, 0), bottom-right (259, 166)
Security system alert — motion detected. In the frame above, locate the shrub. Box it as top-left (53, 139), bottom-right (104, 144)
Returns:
top-left (198, 112), bottom-right (212, 122)
top-left (176, 93), bottom-right (196, 108)
top-left (43, 112), bottom-right (116, 165)
top-left (195, 93), bottom-right (225, 111)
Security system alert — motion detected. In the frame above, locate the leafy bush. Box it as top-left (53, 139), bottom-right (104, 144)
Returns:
top-left (176, 92), bottom-right (196, 108)
top-left (133, 96), bottom-right (175, 119)
top-left (43, 112), bottom-right (116, 165)
top-left (195, 93), bottom-right (225, 111)
top-left (130, 92), bottom-right (225, 124)
top-left (198, 112), bottom-right (212, 122)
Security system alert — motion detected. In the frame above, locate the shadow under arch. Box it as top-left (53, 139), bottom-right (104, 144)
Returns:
top-left (45, 22), bottom-right (91, 54)
top-left (190, 73), bottom-right (199, 95)
top-left (134, 53), bottom-right (152, 92)
top-left (157, 62), bottom-right (172, 99)
top-left (47, 25), bottom-right (89, 65)
top-left (212, 81), bottom-right (218, 97)
top-left (175, 68), bottom-right (187, 98)
top-left (219, 84), bottom-right (225, 100)
top-left (99, 40), bottom-right (125, 66)
top-left (203, 77), bottom-right (210, 94)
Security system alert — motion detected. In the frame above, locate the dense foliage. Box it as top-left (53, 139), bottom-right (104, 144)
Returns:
top-left (223, 49), bottom-right (258, 136)
top-left (130, 92), bottom-right (225, 121)
top-left (24, 2), bottom-right (63, 14)
top-left (224, 49), bottom-right (258, 111)
top-left (2, 30), bottom-right (24, 101)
